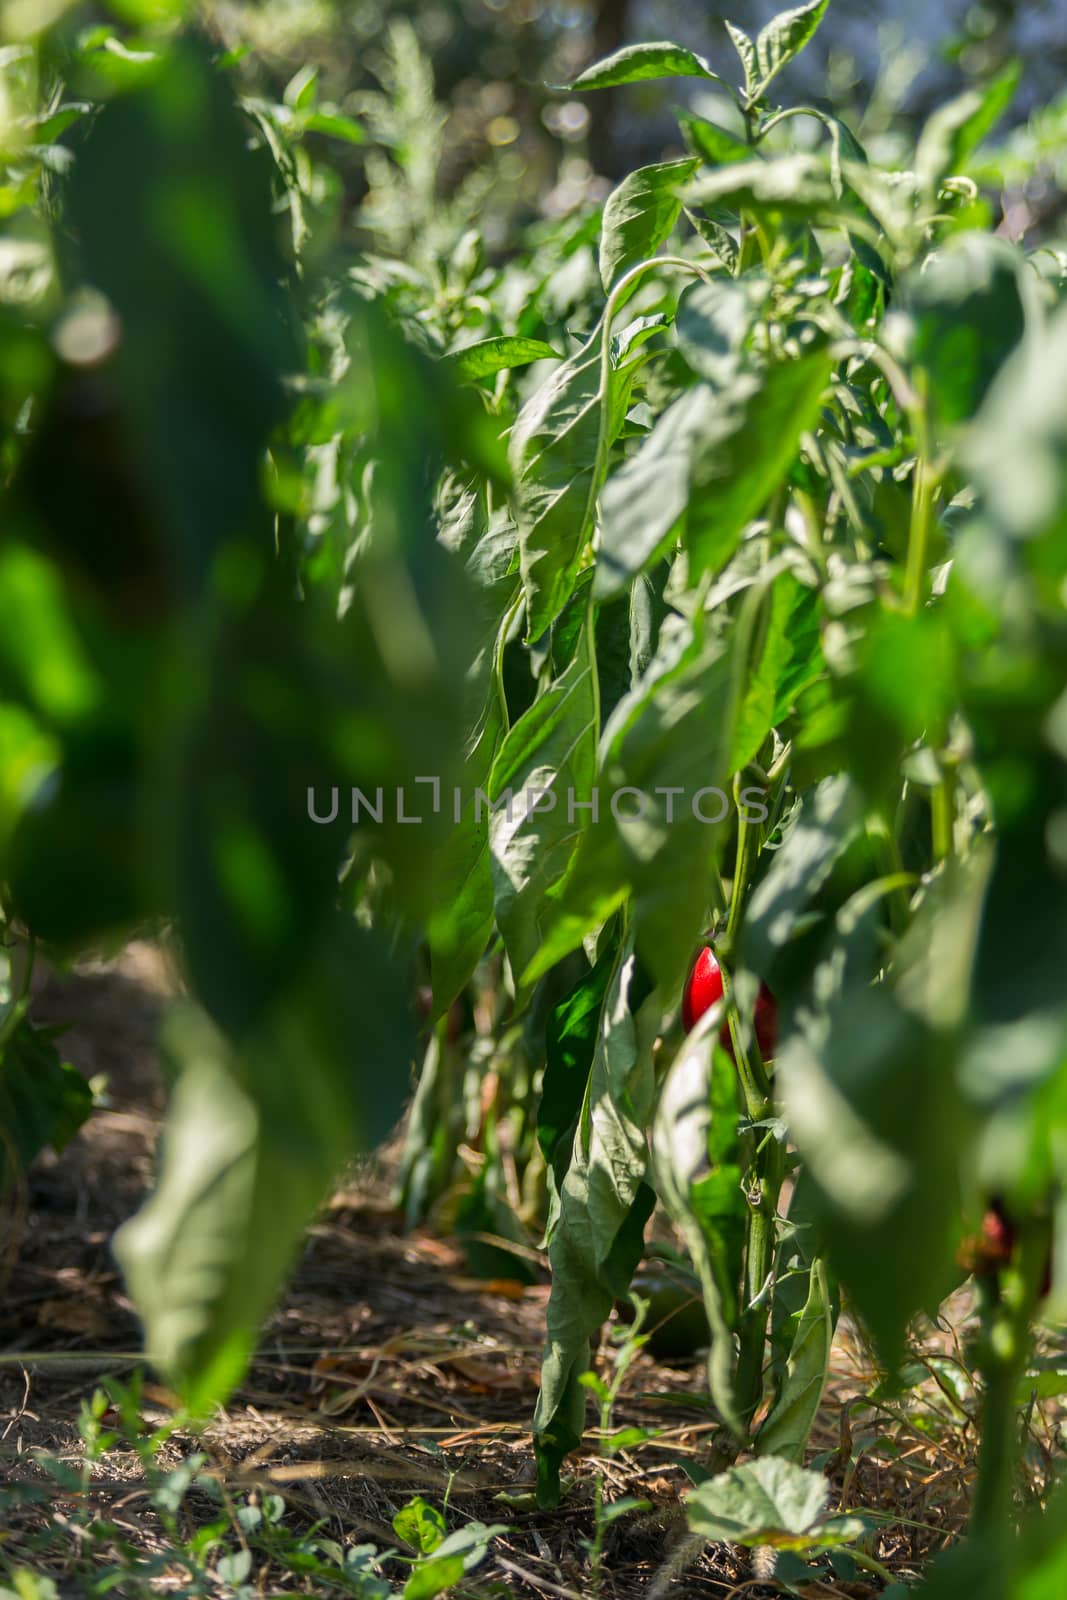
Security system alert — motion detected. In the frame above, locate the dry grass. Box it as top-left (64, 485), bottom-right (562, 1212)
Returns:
top-left (1, 946), bottom-right (1064, 1598)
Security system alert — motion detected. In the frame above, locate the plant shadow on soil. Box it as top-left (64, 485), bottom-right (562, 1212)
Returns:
top-left (0, 946), bottom-right (1029, 1598)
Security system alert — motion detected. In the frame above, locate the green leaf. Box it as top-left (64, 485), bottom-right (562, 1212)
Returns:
top-left (962, 295), bottom-right (1067, 545)
top-left (778, 980), bottom-right (971, 1368)
top-left (60, 40), bottom-right (298, 597)
top-left (653, 1029), bottom-right (746, 1434)
top-left (114, 921), bottom-right (414, 1414)
top-left (902, 233), bottom-right (1027, 431)
top-left (684, 154), bottom-right (837, 216)
top-left (600, 1495), bottom-right (653, 1525)
top-left (915, 62), bottom-right (1021, 193)
top-left (428, 690), bottom-right (503, 1021)
top-left (393, 1497), bottom-right (446, 1555)
top-left (686, 210), bottom-right (740, 273)
top-left (599, 158), bottom-right (698, 293)
top-left (595, 385), bottom-right (719, 599)
top-left (301, 109), bottom-right (366, 143)
top-left (560, 41), bottom-right (721, 92)
top-left (724, 22), bottom-right (757, 95)
top-left (741, 775), bottom-right (865, 978)
top-left (402, 1557), bottom-right (465, 1600)
top-left (596, 338), bottom-right (828, 601)
top-left (523, 605), bottom-right (741, 991)
top-left (685, 1456), bottom-right (830, 1545)
top-left (756, 1256), bottom-right (834, 1461)
top-left (0, 544), bottom-right (100, 724)
top-left (540, 945), bottom-right (617, 1184)
top-left (535, 939), bottom-right (657, 1505)
top-left (488, 612), bottom-right (598, 984)
top-left (684, 344), bottom-right (832, 578)
top-left (730, 573), bottom-right (819, 773)
top-left (216, 1550), bottom-right (252, 1587)
top-left (674, 275), bottom-right (765, 386)
top-left (676, 109), bottom-right (751, 167)
top-left (602, 1427), bottom-right (654, 1454)
top-left (402, 1523), bottom-right (508, 1600)
top-left (283, 64), bottom-right (318, 110)
top-left (753, 0), bottom-right (830, 99)
top-left (0, 1019), bottom-right (93, 1188)
top-left (509, 330), bottom-right (634, 639)
top-left (600, 608), bottom-right (739, 990)
top-left (449, 336), bottom-right (559, 383)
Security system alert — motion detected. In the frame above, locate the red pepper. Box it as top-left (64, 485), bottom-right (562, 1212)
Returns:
top-left (682, 946), bottom-right (777, 1061)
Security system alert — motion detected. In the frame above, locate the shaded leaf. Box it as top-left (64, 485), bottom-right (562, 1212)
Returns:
top-left (653, 1027), bottom-right (746, 1434)
top-left (0, 1018), bottom-right (93, 1188)
top-left (489, 612), bottom-right (598, 983)
top-left (535, 939), bottom-right (657, 1505)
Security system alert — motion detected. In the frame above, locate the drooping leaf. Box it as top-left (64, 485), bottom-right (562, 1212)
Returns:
top-left (535, 939), bottom-right (657, 1505)
top-left (428, 689), bottom-right (503, 1021)
top-left (599, 606), bottom-right (740, 990)
top-left (686, 210), bottom-right (740, 273)
top-left (115, 919), bottom-right (414, 1414)
top-left (962, 295), bottom-right (1067, 546)
top-left (756, 1255), bottom-right (834, 1461)
top-left (778, 981), bottom-right (970, 1368)
top-left (730, 572), bottom-right (821, 774)
top-left (597, 343), bottom-right (829, 601)
top-left (741, 774), bottom-right (865, 981)
top-left (595, 385), bottom-right (719, 600)
top-left (540, 943), bottom-right (618, 1185)
top-left (522, 604), bottom-right (742, 990)
top-left (59, 38), bottom-right (298, 598)
top-left (653, 1026), bottom-right (746, 1434)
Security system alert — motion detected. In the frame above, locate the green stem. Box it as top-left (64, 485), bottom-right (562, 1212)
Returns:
top-left (931, 769), bottom-right (954, 865)
top-left (720, 962), bottom-right (771, 1120)
top-left (723, 774), bottom-right (759, 961)
top-left (864, 812), bottom-right (910, 938)
top-left (847, 1548), bottom-right (898, 1585)
top-left (735, 1127), bottom-right (786, 1429)
top-left (971, 1220), bottom-right (1047, 1552)
top-left (904, 451), bottom-right (938, 616)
